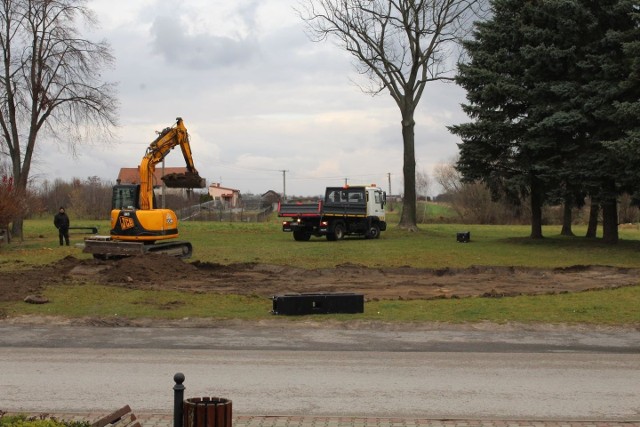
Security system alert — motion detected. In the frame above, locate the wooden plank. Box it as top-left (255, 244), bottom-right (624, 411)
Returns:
top-left (91, 405), bottom-right (132, 427)
top-left (110, 413), bottom-right (138, 427)
top-left (215, 402), bottom-right (225, 427)
top-left (183, 400), bottom-right (195, 427)
top-left (196, 400), bottom-right (206, 427)
top-left (206, 402), bottom-right (215, 427)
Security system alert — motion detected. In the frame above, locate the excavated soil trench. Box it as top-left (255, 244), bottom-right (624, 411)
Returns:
top-left (2, 255), bottom-right (639, 305)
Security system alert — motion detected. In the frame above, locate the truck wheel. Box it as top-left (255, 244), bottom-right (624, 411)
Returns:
top-left (293, 230), bottom-right (311, 241)
top-left (333, 223), bottom-right (345, 241)
top-left (365, 224), bottom-right (380, 239)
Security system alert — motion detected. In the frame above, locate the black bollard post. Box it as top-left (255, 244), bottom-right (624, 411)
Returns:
top-left (173, 373), bottom-right (186, 427)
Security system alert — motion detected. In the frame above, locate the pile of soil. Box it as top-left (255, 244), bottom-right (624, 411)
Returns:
top-left (2, 254), bottom-right (639, 304)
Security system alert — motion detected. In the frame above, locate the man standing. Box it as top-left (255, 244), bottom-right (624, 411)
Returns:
top-left (54, 207), bottom-right (70, 246)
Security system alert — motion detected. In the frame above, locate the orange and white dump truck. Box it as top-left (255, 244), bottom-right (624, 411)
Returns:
top-left (278, 185), bottom-right (387, 241)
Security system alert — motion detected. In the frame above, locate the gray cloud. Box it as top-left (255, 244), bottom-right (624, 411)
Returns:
top-left (47, 0), bottom-right (465, 197)
top-left (149, 15), bottom-right (258, 70)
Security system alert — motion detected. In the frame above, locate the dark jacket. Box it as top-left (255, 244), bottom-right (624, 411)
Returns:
top-left (54, 212), bottom-right (70, 230)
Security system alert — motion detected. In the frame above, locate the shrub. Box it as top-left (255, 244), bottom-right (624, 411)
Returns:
top-left (0, 414), bottom-right (90, 427)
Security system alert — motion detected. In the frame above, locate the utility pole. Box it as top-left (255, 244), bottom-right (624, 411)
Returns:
top-left (344, 178), bottom-right (349, 186)
top-left (161, 159), bottom-right (166, 208)
top-left (281, 170), bottom-right (289, 201)
top-left (387, 172), bottom-right (393, 211)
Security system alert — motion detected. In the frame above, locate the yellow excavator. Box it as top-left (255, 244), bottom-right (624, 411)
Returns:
top-left (84, 117), bottom-right (205, 259)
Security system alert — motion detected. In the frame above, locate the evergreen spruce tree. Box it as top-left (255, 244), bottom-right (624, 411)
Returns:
top-left (451, 0), bottom-right (638, 242)
top-left (450, 0), bottom-right (593, 238)
top-left (576, 0), bottom-right (638, 243)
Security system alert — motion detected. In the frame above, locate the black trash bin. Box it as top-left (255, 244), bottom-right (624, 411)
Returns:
top-left (272, 292), bottom-right (364, 315)
top-left (183, 397), bottom-right (232, 427)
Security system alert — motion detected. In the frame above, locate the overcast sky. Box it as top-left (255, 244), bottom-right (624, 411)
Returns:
top-left (34, 0), bottom-right (468, 197)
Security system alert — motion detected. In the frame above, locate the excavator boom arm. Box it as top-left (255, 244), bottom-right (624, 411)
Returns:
top-left (138, 117), bottom-right (200, 210)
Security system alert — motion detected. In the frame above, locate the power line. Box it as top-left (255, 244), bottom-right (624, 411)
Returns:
top-left (289, 173), bottom-right (386, 181)
top-left (208, 166), bottom-right (388, 182)
top-left (209, 162), bottom-right (286, 173)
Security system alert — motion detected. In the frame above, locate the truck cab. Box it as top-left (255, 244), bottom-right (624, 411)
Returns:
top-left (279, 185), bottom-right (387, 241)
top-left (326, 186), bottom-right (385, 216)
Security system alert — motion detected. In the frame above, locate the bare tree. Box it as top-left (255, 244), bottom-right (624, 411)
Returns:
top-left (0, 174), bottom-right (24, 243)
top-left (0, 0), bottom-right (118, 239)
top-left (37, 177), bottom-right (73, 213)
top-left (415, 167), bottom-right (431, 199)
top-left (68, 175), bottom-right (112, 219)
top-left (298, 0), bottom-right (483, 230)
top-left (434, 159), bottom-right (530, 224)
top-left (433, 160), bottom-right (463, 194)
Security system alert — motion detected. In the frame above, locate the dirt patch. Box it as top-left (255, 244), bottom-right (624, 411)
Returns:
top-left (1, 255), bottom-right (639, 304)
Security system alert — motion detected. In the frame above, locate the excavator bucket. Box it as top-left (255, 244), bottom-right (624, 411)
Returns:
top-left (161, 172), bottom-right (206, 188)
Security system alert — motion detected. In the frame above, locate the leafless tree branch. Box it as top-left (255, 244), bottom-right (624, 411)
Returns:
top-left (297, 0), bottom-right (485, 229)
top-left (0, 0), bottom-right (118, 237)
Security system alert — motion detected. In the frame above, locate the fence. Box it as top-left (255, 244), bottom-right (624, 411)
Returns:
top-left (176, 201), bottom-right (275, 223)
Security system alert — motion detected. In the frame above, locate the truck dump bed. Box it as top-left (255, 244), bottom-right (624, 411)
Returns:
top-left (278, 201), bottom-right (368, 217)
top-left (278, 201), bottom-right (322, 217)
top-left (322, 202), bottom-right (367, 217)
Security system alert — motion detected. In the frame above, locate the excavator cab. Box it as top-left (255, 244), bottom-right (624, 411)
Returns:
top-left (112, 184), bottom-right (140, 210)
top-left (109, 184), bottom-right (178, 243)
top-left (111, 184), bottom-right (164, 211)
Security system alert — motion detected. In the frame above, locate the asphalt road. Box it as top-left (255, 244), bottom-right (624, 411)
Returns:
top-left (0, 323), bottom-right (639, 420)
top-left (1, 323), bottom-right (639, 353)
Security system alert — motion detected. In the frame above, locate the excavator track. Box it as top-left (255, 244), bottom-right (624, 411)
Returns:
top-left (83, 237), bottom-right (192, 260)
top-left (144, 240), bottom-right (193, 258)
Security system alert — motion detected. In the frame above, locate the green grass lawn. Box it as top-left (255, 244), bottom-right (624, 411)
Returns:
top-left (7, 218), bottom-right (640, 269)
top-left (7, 282), bottom-right (638, 325)
top-left (1, 218), bottom-right (639, 325)
top-left (173, 216), bottom-right (640, 269)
